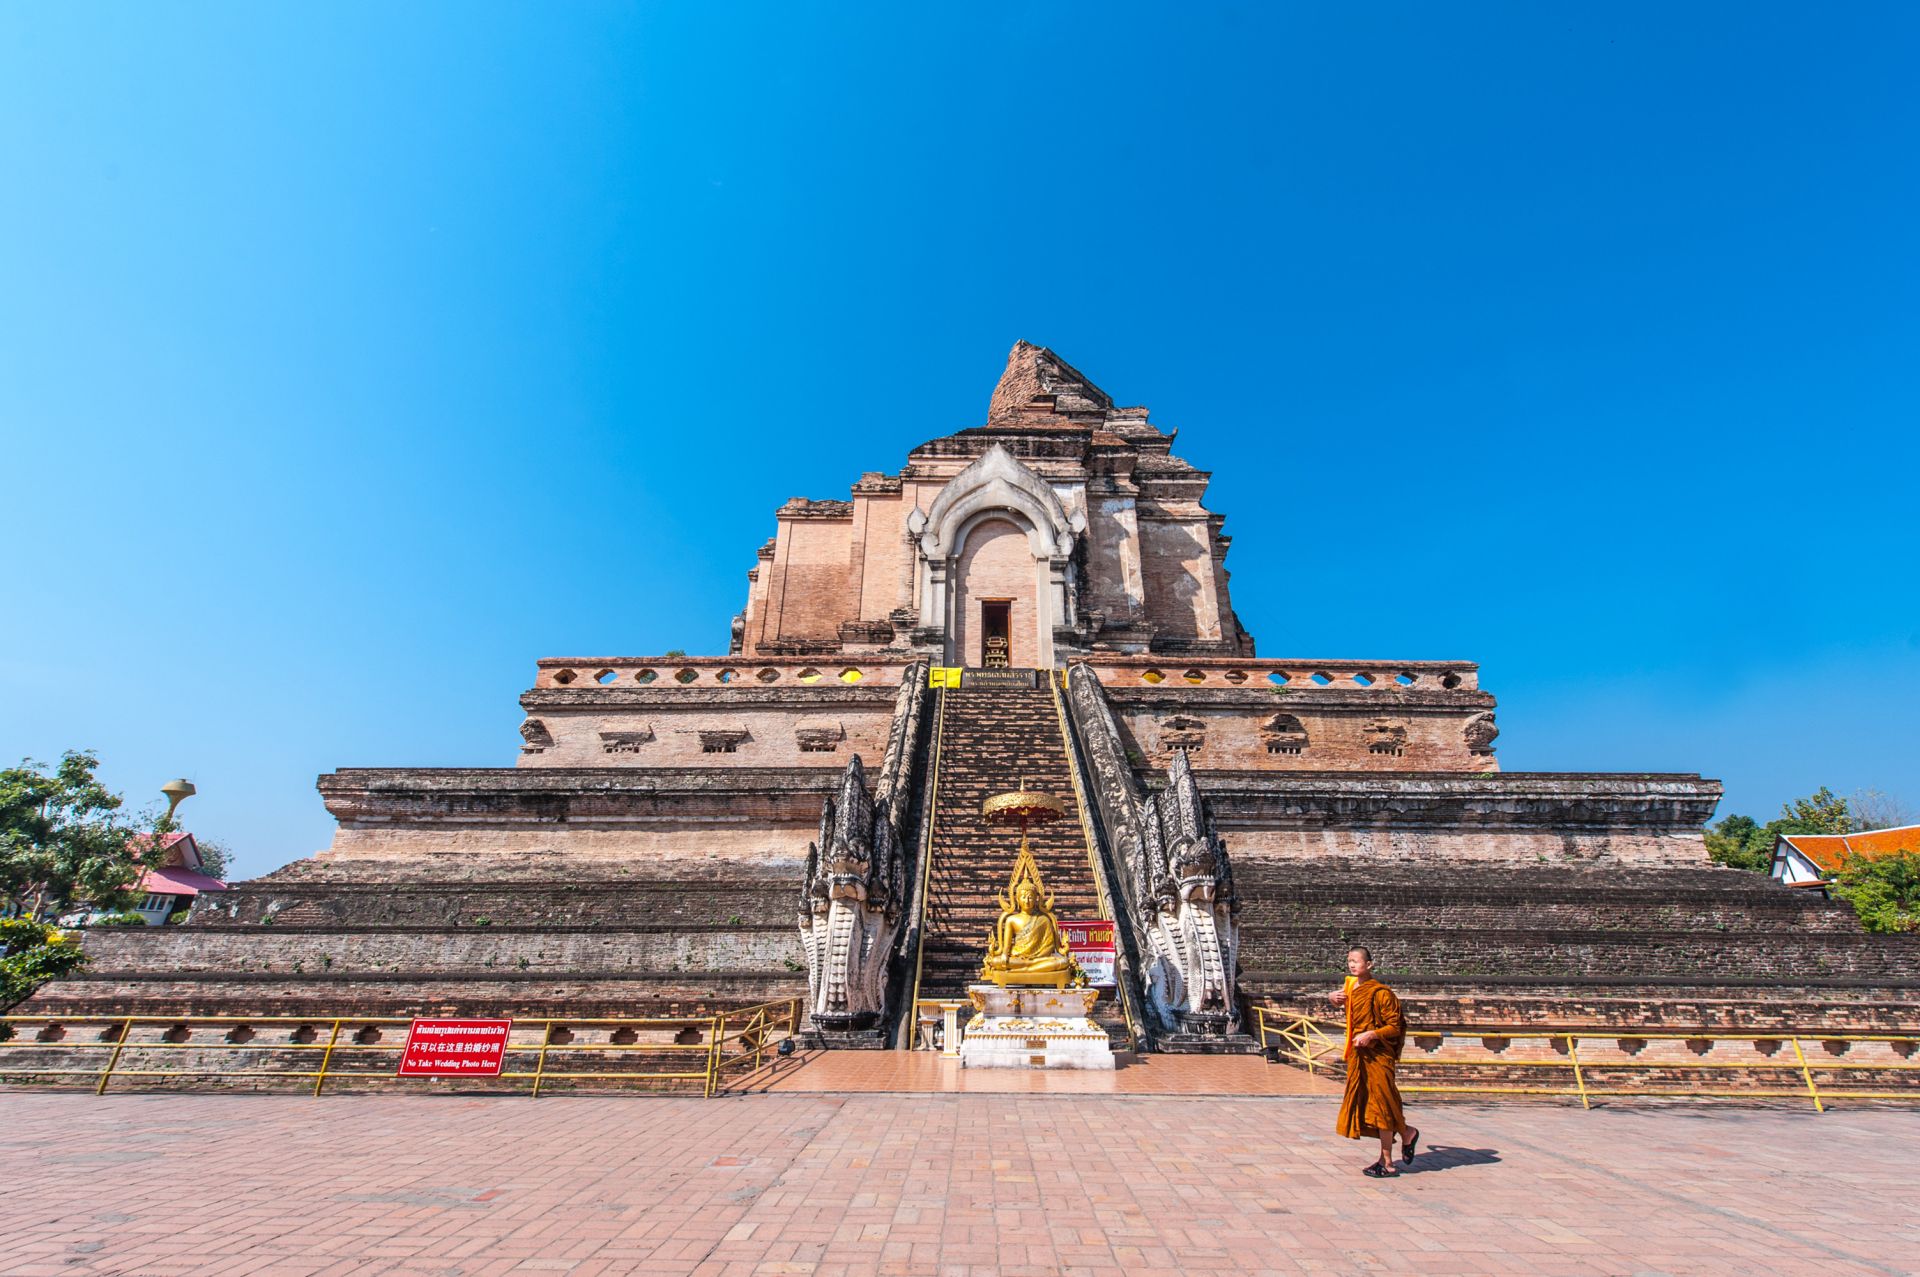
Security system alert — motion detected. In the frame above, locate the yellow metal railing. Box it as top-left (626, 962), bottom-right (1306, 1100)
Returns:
top-left (903, 683), bottom-right (948, 1045)
top-left (1252, 1007), bottom-right (1344, 1075)
top-left (1251, 1009), bottom-right (1920, 1111)
top-left (0, 999), bottom-right (801, 1098)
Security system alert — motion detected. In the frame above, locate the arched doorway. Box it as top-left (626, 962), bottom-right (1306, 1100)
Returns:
top-left (951, 516), bottom-right (1040, 668)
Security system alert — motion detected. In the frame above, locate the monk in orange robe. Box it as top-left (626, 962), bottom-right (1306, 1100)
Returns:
top-left (1331, 945), bottom-right (1419, 1177)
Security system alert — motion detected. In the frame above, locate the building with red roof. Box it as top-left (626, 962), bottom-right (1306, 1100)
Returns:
top-left (1772, 825), bottom-right (1920, 886)
top-left (129, 832), bottom-right (229, 924)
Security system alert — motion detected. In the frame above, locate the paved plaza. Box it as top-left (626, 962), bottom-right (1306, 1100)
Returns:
top-left (3, 1091), bottom-right (1916, 1277)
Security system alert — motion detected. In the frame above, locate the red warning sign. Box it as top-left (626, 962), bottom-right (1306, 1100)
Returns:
top-left (1063, 920), bottom-right (1117, 987)
top-left (396, 1018), bottom-right (512, 1077)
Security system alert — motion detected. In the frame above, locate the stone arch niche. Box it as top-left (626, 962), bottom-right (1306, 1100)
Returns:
top-left (907, 444), bottom-right (1085, 669)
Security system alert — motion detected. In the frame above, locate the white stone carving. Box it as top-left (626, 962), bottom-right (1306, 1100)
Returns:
top-left (919, 443), bottom-right (1080, 560)
top-left (798, 754), bottom-right (905, 1032)
top-left (1132, 751), bottom-right (1241, 1036)
top-left (1063, 663), bottom-right (1243, 1040)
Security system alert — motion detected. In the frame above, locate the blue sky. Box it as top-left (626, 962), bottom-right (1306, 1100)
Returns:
top-left (2, 3), bottom-right (1915, 880)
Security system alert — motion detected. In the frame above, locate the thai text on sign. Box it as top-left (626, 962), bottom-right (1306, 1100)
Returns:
top-left (397, 1018), bottom-right (513, 1077)
top-left (1063, 920), bottom-right (1117, 986)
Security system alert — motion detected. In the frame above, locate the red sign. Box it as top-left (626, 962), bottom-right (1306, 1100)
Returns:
top-left (397, 1018), bottom-right (512, 1077)
top-left (1063, 920), bottom-right (1117, 987)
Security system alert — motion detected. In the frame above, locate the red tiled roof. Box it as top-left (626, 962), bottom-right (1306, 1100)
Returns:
top-left (137, 866), bottom-right (228, 897)
top-left (1778, 825), bottom-right (1920, 873)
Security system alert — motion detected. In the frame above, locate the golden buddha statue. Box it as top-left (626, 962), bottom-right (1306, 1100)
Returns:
top-left (980, 847), bottom-right (1083, 989)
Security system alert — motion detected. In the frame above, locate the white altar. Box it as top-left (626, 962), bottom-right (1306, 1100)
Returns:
top-left (957, 983), bottom-right (1116, 1070)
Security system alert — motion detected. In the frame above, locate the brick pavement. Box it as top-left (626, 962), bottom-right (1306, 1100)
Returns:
top-left (1, 1092), bottom-right (1915, 1276)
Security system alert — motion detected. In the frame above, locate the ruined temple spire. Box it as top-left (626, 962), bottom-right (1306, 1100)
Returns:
top-left (986, 340), bottom-right (1115, 425)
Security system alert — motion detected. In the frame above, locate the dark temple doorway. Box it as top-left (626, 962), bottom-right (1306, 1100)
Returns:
top-left (980, 600), bottom-right (1011, 667)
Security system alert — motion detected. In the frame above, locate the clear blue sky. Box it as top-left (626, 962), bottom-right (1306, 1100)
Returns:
top-left (3, 3), bottom-right (1915, 880)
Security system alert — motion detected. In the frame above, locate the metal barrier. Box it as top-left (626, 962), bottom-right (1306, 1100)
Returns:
top-left (0, 999), bottom-right (801, 1098)
top-left (1252, 1009), bottom-right (1920, 1110)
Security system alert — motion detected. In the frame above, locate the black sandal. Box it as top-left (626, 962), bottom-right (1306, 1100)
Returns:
top-left (1402, 1129), bottom-right (1419, 1162)
top-left (1362, 1161), bottom-right (1396, 1178)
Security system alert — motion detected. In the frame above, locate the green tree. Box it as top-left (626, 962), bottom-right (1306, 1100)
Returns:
top-left (192, 836), bottom-right (232, 881)
top-left (0, 918), bottom-right (87, 1008)
top-left (1828, 850), bottom-right (1920, 934)
top-left (0, 751), bottom-right (170, 920)
top-left (1705, 787), bottom-right (1854, 873)
top-left (1781, 786), bottom-right (1852, 834)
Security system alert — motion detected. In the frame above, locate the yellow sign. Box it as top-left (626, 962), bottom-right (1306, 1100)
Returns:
top-left (928, 666), bottom-right (961, 688)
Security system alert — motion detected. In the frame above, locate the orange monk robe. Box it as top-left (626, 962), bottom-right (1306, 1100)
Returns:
top-left (1336, 977), bottom-right (1407, 1140)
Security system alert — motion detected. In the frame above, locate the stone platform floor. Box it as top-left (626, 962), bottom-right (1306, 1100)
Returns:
top-left (743, 1051), bottom-right (1342, 1095)
top-left (2, 1092), bottom-right (1915, 1277)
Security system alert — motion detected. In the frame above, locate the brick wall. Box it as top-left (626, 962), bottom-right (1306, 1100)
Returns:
top-left (1138, 518), bottom-right (1221, 644)
top-left (1233, 860), bottom-right (1920, 1019)
top-left (951, 517), bottom-right (1040, 668)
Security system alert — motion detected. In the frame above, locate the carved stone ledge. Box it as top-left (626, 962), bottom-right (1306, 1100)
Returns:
top-left (598, 728), bottom-right (655, 755)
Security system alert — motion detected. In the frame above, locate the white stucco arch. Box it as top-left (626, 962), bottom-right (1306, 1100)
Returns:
top-left (906, 445), bottom-right (1087, 668)
top-left (915, 444), bottom-right (1081, 559)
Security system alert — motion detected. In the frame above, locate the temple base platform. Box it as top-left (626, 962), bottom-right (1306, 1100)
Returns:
top-left (958, 984), bottom-right (1116, 1070)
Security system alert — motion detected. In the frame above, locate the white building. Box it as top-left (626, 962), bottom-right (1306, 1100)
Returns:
top-left (1772, 825), bottom-right (1920, 886)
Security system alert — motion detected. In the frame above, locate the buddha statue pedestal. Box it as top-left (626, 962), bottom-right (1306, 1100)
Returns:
top-left (957, 984), bottom-right (1116, 1070)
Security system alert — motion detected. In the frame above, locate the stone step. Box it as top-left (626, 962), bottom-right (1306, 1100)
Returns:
top-left (913, 683), bottom-right (1110, 1024)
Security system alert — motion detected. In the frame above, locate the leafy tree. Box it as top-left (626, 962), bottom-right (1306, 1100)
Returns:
top-left (192, 836), bottom-right (233, 882)
top-left (0, 751), bottom-right (170, 920)
top-left (1850, 788), bottom-right (1917, 832)
top-left (1828, 850), bottom-right (1920, 934)
top-left (1705, 787), bottom-right (1853, 873)
top-left (0, 918), bottom-right (87, 1008)
top-left (1704, 814), bottom-right (1770, 871)
top-left (1781, 786), bottom-right (1852, 834)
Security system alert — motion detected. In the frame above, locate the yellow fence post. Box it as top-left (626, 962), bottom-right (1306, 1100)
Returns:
top-left (94, 1017), bottom-right (134, 1096)
top-left (1789, 1037), bottom-right (1825, 1113)
top-left (1566, 1034), bottom-right (1591, 1109)
top-left (530, 1020), bottom-right (554, 1099)
top-left (312, 1019), bottom-right (343, 1097)
top-left (704, 1014), bottom-right (724, 1097)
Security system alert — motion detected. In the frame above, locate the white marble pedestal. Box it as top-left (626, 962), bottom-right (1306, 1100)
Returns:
top-left (957, 983), bottom-right (1116, 1069)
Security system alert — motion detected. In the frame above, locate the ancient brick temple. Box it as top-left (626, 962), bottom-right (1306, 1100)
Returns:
top-left (26, 342), bottom-right (1919, 1051)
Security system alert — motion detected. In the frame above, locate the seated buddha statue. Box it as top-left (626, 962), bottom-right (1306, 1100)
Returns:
top-left (982, 879), bottom-right (1077, 987)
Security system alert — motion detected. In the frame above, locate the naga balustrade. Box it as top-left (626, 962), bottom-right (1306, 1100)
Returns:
top-left (0, 999), bottom-right (800, 1098)
top-left (1252, 1009), bottom-right (1920, 1111)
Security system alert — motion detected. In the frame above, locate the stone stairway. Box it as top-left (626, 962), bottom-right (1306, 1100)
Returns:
top-left (913, 680), bottom-right (1130, 1045)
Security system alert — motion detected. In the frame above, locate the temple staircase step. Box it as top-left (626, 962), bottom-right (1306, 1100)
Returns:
top-left (908, 680), bottom-right (1130, 1047)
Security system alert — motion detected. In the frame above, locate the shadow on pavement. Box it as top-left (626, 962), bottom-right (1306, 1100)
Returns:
top-left (1399, 1145), bottom-right (1502, 1175)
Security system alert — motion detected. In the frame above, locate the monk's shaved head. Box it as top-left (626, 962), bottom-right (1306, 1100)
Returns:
top-left (1348, 945), bottom-right (1372, 962)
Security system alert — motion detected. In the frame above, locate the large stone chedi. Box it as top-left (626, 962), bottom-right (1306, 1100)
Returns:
top-left (29, 341), bottom-right (1918, 1061)
top-left (734, 340), bottom-right (1252, 669)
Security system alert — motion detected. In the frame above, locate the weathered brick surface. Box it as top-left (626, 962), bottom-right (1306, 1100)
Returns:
top-left (949, 517), bottom-right (1041, 668)
top-left (17, 856), bottom-right (806, 1020)
top-left (1237, 859), bottom-right (1920, 1035)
